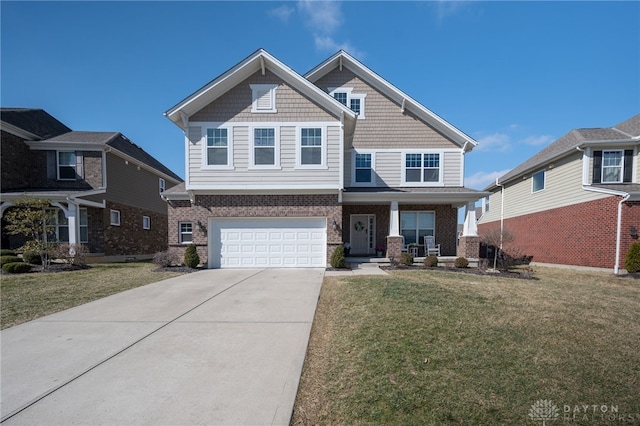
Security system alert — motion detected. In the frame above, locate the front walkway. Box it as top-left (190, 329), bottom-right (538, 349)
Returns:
top-left (1, 268), bottom-right (323, 425)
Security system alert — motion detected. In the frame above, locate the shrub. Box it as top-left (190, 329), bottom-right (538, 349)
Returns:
top-left (330, 245), bottom-right (346, 269)
top-left (625, 242), bottom-right (640, 273)
top-left (52, 244), bottom-right (88, 265)
top-left (0, 249), bottom-right (16, 256)
top-left (153, 250), bottom-right (179, 268)
top-left (22, 250), bottom-right (43, 265)
top-left (454, 257), bottom-right (469, 268)
top-left (423, 255), bottom-right (438, 268)
top-left (399, 253), bottom-right (413, 266)
top-left (2, 262), bottom-right (31, 274)
top-left (184, 244), bottom-right (200, 269)
top-left (0, 256), bottom-right (22, 266)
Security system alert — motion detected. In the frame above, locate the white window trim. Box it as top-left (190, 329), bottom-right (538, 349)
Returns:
top-left (401, 151), bottom-right (444, 187)
top-left (250, 84), bottom-right (278, 113)
top-left (296, 126), bottom-right (328, 169)
top-left (351, 150), bottom-right (376, 186)
top-left (159, 178), bottom-right (165, 194)
top-left (57, 150), bottom-right (76, 181)
top-left (602, 149), bottom-right (624, 184)
top-left (179, 221), bottom-right (193, 244)
top-left (143, 216), bottom-right (151, 230)
top-left (249, 126), bottom-right (281, 170)
top-left (531, 169), bottom-right (546, 193)
top-left (202, 126), bottom-right (234, 170)
top-left (110, 209), bottom-right (121, 226)
top-left (328, 87), bottom-right (366, 119)
top-left (400, 211), bottom-right (436, 246)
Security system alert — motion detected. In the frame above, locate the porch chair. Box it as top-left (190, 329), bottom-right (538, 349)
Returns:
top-left (424, 236), bottom-right (441, 257)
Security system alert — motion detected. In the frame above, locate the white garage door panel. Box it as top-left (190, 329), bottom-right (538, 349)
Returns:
top-left (210, 218), bottom-right (327, 268)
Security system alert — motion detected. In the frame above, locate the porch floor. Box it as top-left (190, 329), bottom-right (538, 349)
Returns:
top-left (345, 256), bottom-right (479, 267)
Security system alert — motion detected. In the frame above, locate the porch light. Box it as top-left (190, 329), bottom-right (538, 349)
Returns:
top-left (332, 220), bottom-right (339, 231)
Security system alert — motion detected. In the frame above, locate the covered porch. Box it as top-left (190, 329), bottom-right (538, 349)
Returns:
top-left (341, 187), bottom-right (488, 260)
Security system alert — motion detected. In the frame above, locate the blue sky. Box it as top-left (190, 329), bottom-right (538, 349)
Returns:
top-left (2, 1), bottom-right (639, 190)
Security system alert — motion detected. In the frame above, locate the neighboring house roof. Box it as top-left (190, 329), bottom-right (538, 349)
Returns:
top-left (0, 108), bottom-right (71, 139)
top-left (38, 131), bottom-right (183, 182)
top-left (165, 48), bottom-right (357, 133)
top-left (487, 114), bottom-right (640, 190)
top-left (304, 50), bottom-right (478, 152)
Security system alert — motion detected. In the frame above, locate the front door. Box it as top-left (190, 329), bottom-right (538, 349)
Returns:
top-left (350, 215), bottom-right (375, 255)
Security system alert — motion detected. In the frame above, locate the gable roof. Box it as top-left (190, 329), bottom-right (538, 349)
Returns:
top-left (488, 114), bottom-right (640, 190)
top-left (1, 108), bottom-right (71, 140)
top-left (37, 131), bottom-right (183, 182)
top-left (304, 50), bottom-right (477, 152)
top-left (165, 49), bottom-right (357, 132)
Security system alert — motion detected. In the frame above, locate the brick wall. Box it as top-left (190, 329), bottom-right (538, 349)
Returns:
top-left (103, 201), bottom-right (169, 256)
top-left (477, 196), bottom-right (639, 269)
top-left (1, 131), bottom-right (32, 191)
top-left (167, 194), bottom-right (342, 265)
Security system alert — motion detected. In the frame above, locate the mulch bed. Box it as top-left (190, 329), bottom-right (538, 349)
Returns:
top-left (381, 265), bottom-right (537, 280)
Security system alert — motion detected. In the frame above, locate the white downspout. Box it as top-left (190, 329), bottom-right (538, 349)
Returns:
top-left (614, 194), bottom-right (631, 275)
top-left (496, 178), bottom-right (504, 250)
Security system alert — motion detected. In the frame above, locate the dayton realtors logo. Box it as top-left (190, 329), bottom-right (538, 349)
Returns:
top-left (529, 400), bottom-right (560, 425)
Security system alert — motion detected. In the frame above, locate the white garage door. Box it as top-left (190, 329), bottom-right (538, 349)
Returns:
top-left (209, 218), bottom-right (327, 268)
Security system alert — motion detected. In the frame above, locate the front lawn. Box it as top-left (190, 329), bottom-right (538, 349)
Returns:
top-left (0, 262), bottom-right (187, 329)
top-left (293, 267), bottom-right (640, 425)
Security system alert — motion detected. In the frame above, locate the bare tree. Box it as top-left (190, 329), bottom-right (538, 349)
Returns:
top-left (479, 226), bottom-right (514, 270)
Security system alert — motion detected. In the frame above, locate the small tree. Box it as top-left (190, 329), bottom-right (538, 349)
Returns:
top-left (4, 197), bottom-right (55, 268)
top-left (184, 244), bottom-right (200, 268)
top-left (479, 226), bottom-right (514, 271)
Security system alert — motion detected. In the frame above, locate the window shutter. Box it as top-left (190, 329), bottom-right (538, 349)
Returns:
top-left (593, 150), bottom-right (602, 184)
top-left (75, 151), bottom-right (84, 179)
top-left (623, 150), bottom-right (633, 182)
top-left (47, 151), bottom-right (56, 179)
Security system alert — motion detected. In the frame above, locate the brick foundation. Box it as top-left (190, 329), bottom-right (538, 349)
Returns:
top-left (457, 236), bottom-right (480, 259)
top-left (478, 196), bottom-right (640, 269)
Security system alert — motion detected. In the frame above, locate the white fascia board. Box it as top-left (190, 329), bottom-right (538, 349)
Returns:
top-left (25, 141), bottom-right (105, 151)
top-left (0, 121), bottom-right (41, 140)
top-left (165, 49), bottom-right (356, 130)
top-left (305, 51), bottom-right (477, 150)
top-left (181, 188), bottom-right (338, 197)
top-left (186, 184), bottom-right (341, 191)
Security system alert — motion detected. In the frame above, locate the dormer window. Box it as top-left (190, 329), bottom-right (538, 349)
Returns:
top-left (593, 149), bottom-right (633, 184)
top-left (250, 84), bottom-right (277, 113)
top-left (329, 87), bottom-right (366, 119)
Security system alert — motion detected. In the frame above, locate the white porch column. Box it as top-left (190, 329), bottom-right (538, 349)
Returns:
top-left (389, 201), bottom-right (400, 236)
top-left (66, 202), bottom-right (78, 246)
top-left (462, 201), bottom-right (478, 237)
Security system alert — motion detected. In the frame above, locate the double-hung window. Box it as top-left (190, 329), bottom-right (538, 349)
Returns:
top-left (602, 150), bottom-right (623, 183)
top-left (354, 152), bottom-right (373, 184)
top-left (300, 128), bottom-right (323, 166)
top-left (58, 151), bottom-right (76, 180)
top-left (206, 128), bottom-right (230, 167)
top-left (593, 149), bottom-right (633, 184)
top-left (179, 222), bottom-right (193, 243)
top-left (400, 211), bottom-right (435, 246)
top-left (532, 170), bottom-right (545, 192)
top-left (47, 208), bottom-right (69, 242)
top-left (252, 128), bottom-right (277, 167)
top-left (79, 209), bottom-right (88, 243)
top-left (404, 152), bottom-right (441, 184)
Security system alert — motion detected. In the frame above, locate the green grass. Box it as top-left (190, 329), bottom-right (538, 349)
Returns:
top-left (293, 267), bottom-right (640, 425)
top-left (0, 262), bottom-right (187, 329)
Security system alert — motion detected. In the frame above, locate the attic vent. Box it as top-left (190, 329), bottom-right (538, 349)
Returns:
top-left (250, 84), bottom-right (277, 113)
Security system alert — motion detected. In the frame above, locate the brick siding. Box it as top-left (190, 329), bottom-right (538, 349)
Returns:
top-left (1, 131), bottom-right (32, 192)
top-left (104, 201), bottom-right (169, 256)
top-left (167, 194), bottom-right (342, 265)
top-left (477, 196), bottom-right (640, 269)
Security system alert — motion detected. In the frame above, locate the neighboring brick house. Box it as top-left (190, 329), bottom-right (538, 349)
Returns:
top-left (163, 49), bottom-right (487, 268)
top-left (1, 108), bottom-right (183, 261)
top-left (478, 114), bottom-right (640, 273)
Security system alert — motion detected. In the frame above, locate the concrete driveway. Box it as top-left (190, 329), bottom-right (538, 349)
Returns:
top-left (0, 268), bottom-right (324, 425)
